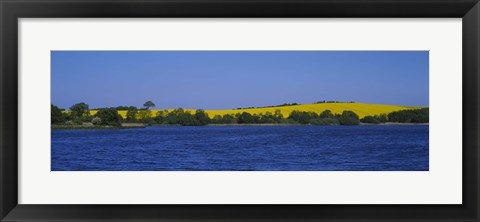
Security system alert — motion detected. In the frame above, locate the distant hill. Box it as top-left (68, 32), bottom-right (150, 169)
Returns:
top-left (94, 103), bottom-right (424, 119)
top-left (200, 103), bottom-right (423, 118)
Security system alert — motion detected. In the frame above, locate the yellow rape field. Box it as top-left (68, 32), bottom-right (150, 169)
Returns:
top-left (88, 103), bottom-right (423, 119)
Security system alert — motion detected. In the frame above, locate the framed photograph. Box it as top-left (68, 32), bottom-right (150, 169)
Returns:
top-left (1, 0), bottom-right (479, 221)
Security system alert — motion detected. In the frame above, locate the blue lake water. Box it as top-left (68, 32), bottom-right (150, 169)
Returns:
top-left (51, 125), bottom-right (429, 171)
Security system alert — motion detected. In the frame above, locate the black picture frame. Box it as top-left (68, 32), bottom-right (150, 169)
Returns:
top-left (1, 0), bottom-right (479, 221)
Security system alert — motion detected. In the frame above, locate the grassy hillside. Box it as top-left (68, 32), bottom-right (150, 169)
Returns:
top-left (89, 103), bottom-right (423, 119)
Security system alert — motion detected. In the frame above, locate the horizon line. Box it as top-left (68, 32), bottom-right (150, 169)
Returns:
top-left (55, 101), bottom-right (429, 111)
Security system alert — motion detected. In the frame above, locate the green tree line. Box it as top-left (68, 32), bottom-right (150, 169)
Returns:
top-left (52, 101), bottom-right (429, 127)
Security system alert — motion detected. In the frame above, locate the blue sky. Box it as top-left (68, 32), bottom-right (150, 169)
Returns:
top-left (51, 51), bottom-right (428, 110)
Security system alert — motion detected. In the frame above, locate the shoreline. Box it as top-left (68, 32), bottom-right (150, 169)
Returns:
top-left (209, 123), bottom-right (429, 126)
top-left (207, 123), bottom-right (303, 126)
top-left (52, 122), bottom-right (428, 130)
top-left (52, 123), bottom-right (147, 130)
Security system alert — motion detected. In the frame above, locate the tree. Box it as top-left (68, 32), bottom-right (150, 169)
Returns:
top-left (166, 112), bottom-right (179, 124)
top-left (320, 110), bottom-right (334, 118)
top-left (337, 110), bottom-right (360, 125)
top-left (387, 108), bottom-right (428, 123)
top-left (274, 109), bottom-right (283, 120)
top-left (143, 101), bottom-right (155, 110)
top-left (177, 111), bottom-right (198, 126)
top-left (137, 109), bottom-right (152, 123)
top-left (115, 106), bottom-right (131, 110)
top-left (69, 102), bottom-right (90, 118)
top-left (360, 115), bottom-right (380, 124)
top-left (194, 109), bottom-right (210, 126)
top-left (260, 112), bottom-right (276, 123)
top-left (154, 110), bottom-right (167, 124)
top-left (166, 108), bottom-right (184, 124)
top-left (94, 108), bottom-right (122, 126)
top-left (51, 104), bottom-right (64, 124)
top-left (288, 110), bottom-right (318, 124)
top-left (375, 114), bottom-right (388, 123)
top-left (62, 112), bottom-right (73, 122)
top-left (222, 114), bottom-right (236, 124)
top-left (212, 115), bottom-right (223, 124)
top-left (126, 107), bottom-right (138, 121)
top-left (238, 112), bottom-right (254, 124)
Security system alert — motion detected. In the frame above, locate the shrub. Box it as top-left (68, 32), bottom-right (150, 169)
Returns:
top-left (288, 110), bottom-right (318, 124)
top-left (238, 112), bottom-right (254, 124)
top-left (137, 109), bottom-right (152, 123)
top-left (94, 108), bottom-right (122, 126)
top-left (280, 118), bottom-right (299, 124)
top-left (69, 102), bottom-right (90, 118)
top-left (375, 114), bottom-right (388, 123)
top-left (91, 117), bottom-right (102, 125)
top-left (387, 108), bottom-right (429, 123)
top-left (62, 112), bottom-right (73, 121)
top-left (73, 118), bottom-right (83, 125)
top-left (222, 114), bottom-right (236, 124)
top-left (51, 104), bottom-right (64, 124)
top-left (195, 109), bottom-right (210, 126)
top-left (259, 112), bottom-right (276, 124)
top-left (81, 116), bottom-right (94, 123)
top-left (360, 116), bottom-right (381, 124)
top-left (126, 107), bottom-right (138, 121)
top-left (177, 111), bottom-right (198, 126)
top-left (337, 110), bottom-right (360, 125)
top-left (211, 115), bottom-right (223, 124)
top-left (319, 110), bottom-right (334, 118)
top-left (166, 112), bottom-right (179, 124)
top-left (150, 110), bottom-right (168, 124)
top-left (274, 109), bottom-right (283, 120)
